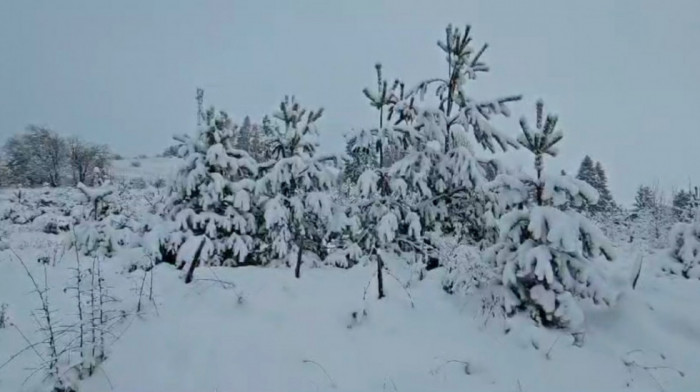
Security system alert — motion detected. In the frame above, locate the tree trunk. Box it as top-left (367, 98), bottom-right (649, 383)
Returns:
top-left (536, 161), bottom-right (543, 206)
top-left (294, 244), bottom-right (303, 279)
top-left (376, 253), bottom-right (385, 299)
top-left (184, 238), bottom-right (206, 284)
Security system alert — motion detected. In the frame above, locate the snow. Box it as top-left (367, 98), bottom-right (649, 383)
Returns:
top-left (0, 160), bottom-right (700, 392)
top-left (111, 157), bottom-right (179, 183)
top-left (667, 220), bottom-right (700, 278)
top-left (377, 212), bottom-right (398, 244)
top-left (76, 182), bottom-right (113, 202)
top-left (530, 284), bottom-right (555, 313)
top-left (0, 249), bottom-right (699, 392)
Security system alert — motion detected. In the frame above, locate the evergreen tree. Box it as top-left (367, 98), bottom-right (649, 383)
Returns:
top-left (631, 184), bottom-right (674, 248)
top-left (673, 189), bottom-right (693, 221)
top-left (256, 96), bottom-right (345, 278)
top-left (386, 25), bottom-right (522, 243)
top-left (667, 205), bottom-right (700, 279)
top-left (343, 133), bottom-right (378, 185)
top-left (261, 115), bottom-right (275, 138)
top-left (672, 187), bottom-right (699, 222)
top-left (485, 101), bottom-right (615, 332)
top-left (166, 107), bottom-right (258, 283)
top-left (576, 156), bottom-right (596, 186)
top-left (594, 161), bottom-right (615, 213)
top-left (236, 116), bottom-right (252, 152)
top-left (349, 25), bottom-right (522, 297)
top-left (575, 156), bottom-right (615, 214)
top-left (247, 123), bottom-right (264, 162)
top-left (258, 115), bottom-right (278, 162)
top-left (634, 185), bottom-right (655, 212)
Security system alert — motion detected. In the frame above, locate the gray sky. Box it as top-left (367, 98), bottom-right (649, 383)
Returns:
top-left (1, 0), bottom-right (699, 204)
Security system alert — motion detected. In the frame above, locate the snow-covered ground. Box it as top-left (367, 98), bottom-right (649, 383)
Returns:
top-left (1, 249), bottom-right (698, 392)
top-left (111, 157), bottom-right (179, 183)
top-left (1, 159), bottom-right (699, 392)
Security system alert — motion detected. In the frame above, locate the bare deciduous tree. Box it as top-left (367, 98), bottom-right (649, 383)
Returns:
top-left (3, 126), bottom-right (66, 186)
top-left (1, 126), bottom-right (112, 188)
top-left (67, 137), bottom-right (111, 186)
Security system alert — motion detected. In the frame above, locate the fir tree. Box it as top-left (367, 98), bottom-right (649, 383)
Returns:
top-left (166, 107), bottom-right (258, 283)
top-left (485, 101), bottom-right (615, 332)
top-left (575, 156), bottom-right (615, 214)
top-left (236, 116), bottom-right (252, 152)
top-left (576, 155), bottom-right (596, 186)
top-left (594, 161), bottom-right (615, 213)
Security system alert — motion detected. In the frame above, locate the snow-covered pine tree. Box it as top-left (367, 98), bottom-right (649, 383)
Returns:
top-left (343, 132), bottom-right (378, 186)
top-left (631, 184), bottom-right (673, 248)
top-left (485, 101), bottom-right (615, 331)
top-left (166, 107), bottom-right (258, 283)
top-left (261, 115), bottom-right (275, 138)
top-left (247, 122), bottom-right (264, 162)
top-left (251, 115), bottom-right (278, 162)
top-left (402, 24), bottom-right (522, 244)
top-left (667, 201), bottom-right (700, 279)
top-left (353, 25), bottom-right (522, 249)
top-left (256, 96), bottom-right (344, 278)
top-left (349, 25), bottom-right (523, 297)
top-left (673, 189), bottom-right (693, 222)
top-left (73, 182), bottom-right (119, 257)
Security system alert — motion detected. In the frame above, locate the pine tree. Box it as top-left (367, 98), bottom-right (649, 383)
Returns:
top-left (258, 115), bottom-right (278, 162)
top-left (247, 123), bottom-right (264, 162)
top-left (672, 189), bottom-right (693, 221)
top-left (632, 184), bottom-right (673, 248)
top-left (485, 101), bottom-right (615, 332)
top-left (166, 107), bottom-right (258, 283)
top-left (256, 96), bottom-right (345, 278)
top-left (349, 25), bottom-right (523, 297)
top-left (667, 201), bottom-right (700, 279)
top-left (343, 133), bottom-right (378, 185)
top-left (261, 115), bottom-right (275, 137)
top-left (672, 187), bottom-right (699, 222)
top-left (368, 25), bottom-right (522, 242)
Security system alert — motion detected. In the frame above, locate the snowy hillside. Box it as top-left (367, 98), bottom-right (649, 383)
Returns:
top-left (110, 157), bottom-right (179, 183)
top-left (0, 158), bottom-right (698, 391)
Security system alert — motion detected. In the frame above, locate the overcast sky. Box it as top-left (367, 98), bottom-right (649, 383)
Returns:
top-left (1, 0), bottom-right (699, 204)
